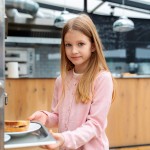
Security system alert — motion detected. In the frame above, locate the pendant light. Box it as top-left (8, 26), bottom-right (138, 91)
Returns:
top-left (54, 10), bottom-right (76, 28)
top-left (54, 0), bottom-right (76, 28)
top-left (113, 0), bottom-right (134, 32)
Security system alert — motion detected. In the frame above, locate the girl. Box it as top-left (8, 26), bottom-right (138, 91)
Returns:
top-left (29, 14), bottom-right (115, 150)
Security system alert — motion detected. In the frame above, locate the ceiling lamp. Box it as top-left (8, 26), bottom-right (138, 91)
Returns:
top-left (54, 10), bottom-right (76, 28)
top-left (113, 0), bottom-right (135, 32)
top-left (113, 16), bottom-right (134, 32)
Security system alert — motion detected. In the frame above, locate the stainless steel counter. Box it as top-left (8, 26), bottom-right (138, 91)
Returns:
top-left (113, 74), bottom-right (150, 78)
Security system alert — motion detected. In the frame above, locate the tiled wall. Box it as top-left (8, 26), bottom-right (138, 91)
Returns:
top-left (34, 46), bottom-right (129, 78)
top-left (34, 45), bottom-right (60, 78)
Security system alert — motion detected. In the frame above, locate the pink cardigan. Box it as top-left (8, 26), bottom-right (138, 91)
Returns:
top-left (44, 70), bottom-right (113, 150)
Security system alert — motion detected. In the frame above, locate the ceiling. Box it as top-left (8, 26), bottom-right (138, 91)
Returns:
top-left (33, 0), bottom-right (150, 19)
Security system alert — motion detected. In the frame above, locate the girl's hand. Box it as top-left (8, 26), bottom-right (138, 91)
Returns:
top-left (40, 131), bottom-right (65, 150)
top-left (28, 111), bottom-right (48, 125)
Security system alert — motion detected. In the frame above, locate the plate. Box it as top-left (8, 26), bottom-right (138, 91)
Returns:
top-left (4, 134), bottom-right (11, 142)
top-left (6, 122), bottom-right (41, 136)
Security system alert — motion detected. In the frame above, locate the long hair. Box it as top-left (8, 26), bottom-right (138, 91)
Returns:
top-left (60, 13), bottom-right (115, 103)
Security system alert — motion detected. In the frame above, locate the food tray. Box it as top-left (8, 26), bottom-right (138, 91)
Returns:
top-left (4, 122), bottom-right (56, 149)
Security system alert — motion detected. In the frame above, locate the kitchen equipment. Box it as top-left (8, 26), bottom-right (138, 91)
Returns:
top-left (128, 62), bottom-right (138, 73)
top-left (0, 0), bottom-right (5, 149)
top-left (7, 62), bottom-right (19, 78)
top-left (5, 47), bottom-right (35, 77)
top-left (138, 63), bottom-right (150, 75)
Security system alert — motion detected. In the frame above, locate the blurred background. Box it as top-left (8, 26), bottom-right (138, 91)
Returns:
top-left (4, 0), bottom-right (150, 78)
top-left (2, 0), bottom-right (150, 150)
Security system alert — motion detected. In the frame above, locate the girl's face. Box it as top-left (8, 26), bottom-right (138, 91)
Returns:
top-left (64, 30), bottom-right (95, 74)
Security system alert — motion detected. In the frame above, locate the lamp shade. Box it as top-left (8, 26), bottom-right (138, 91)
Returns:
top-left (113, 16), bottom-right (134, 32)
top-left (54, 10), bottom-right (76, 28)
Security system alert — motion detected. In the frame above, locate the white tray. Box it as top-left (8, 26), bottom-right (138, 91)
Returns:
top-left (4, 122), bottom-right (56, 149)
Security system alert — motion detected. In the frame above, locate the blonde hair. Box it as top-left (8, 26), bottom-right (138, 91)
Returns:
top-left (60, 13), bottom-right (115, 103)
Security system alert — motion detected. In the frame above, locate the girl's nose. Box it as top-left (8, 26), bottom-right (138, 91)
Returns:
top-left (72, 46), bottom-right (78, 54)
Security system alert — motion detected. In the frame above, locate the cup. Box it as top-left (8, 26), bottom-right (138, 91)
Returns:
top-left (7, 62), bottom-right (19, 78)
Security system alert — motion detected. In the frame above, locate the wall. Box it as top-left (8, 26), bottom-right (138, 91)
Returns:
top-left (34, 45), bottom-right (60, 78)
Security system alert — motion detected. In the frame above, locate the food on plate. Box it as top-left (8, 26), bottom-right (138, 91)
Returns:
top-left (5, 120), bottom-right (30, 132)
top-left (122, 72), bottom-right (137, 77)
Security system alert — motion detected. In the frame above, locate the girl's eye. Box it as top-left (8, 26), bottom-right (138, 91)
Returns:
top-left (65, 43), bottom-right (71, 47)
top-left (78, 43), bottom-right (85, 46)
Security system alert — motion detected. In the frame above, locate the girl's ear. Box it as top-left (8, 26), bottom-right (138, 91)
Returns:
top-left (91, 43), bottom-right (96, 52)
